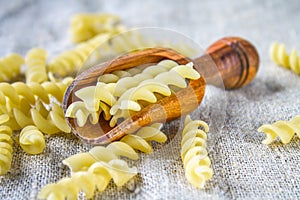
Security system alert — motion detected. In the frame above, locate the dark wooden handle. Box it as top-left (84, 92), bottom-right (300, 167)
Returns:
top-left (194, 37), bottom-right (259, 89)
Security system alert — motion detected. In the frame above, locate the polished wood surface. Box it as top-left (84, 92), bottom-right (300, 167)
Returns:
top-left (62, 37), bottom-right (259, 144)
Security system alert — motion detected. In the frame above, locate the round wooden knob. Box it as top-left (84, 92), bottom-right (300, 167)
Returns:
top-left (195, 37), bottom-right (259, 89)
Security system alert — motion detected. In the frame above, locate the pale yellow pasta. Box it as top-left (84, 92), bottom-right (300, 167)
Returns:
top-left (109, 61), bottom-right (200, 127)
top-left (39, 142), bottom-right (138, 199)
top-left (0, 81), bottom-right (69, 106)
top-left (0, 53), bottom-right (24, 82)
top-left (120, 123), bottom-right (167, 153)
top-left (270, 42), bottom-right (300, 75)
top-left (0, 80), bottom-right (71, 133)
top-left (181, 115), bottom-right (213, 189)
top-left (19, 125), bottom-right (45, 155)
top-left (25, 48), bottom-right (48, 83)
top-left (0, 125), bottom-right (13, 175)
top-left (258, 115), bottom-right (300, 144)
top-left (70, 13), bottom-right (125, 43)
top-left (38, 123), bottom-right (166, 199)
top-left (65, 82), bottom-right (116, 126)
top-left (48, 33), bottom-right (111, 77)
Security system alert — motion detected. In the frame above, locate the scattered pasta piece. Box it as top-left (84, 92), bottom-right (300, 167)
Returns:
top-left (25, 48), bottom-right (48, 83)
top-left (270, 42), bottom-right (300, 75)
top-left (19, 125), bottom-right (45, 154)
top-left (0, 125), bottom-right (13, 175)
top-left (48, 33), bottom-right (111, 77)
top-left (258, 115), bottom-right (300, 144)
top-left (39, 142), bottom-right (138, 199)
top-left (0, 53), bottom-right (24, 82)
top-left (181, 115), bottom-right (213, 188)
top-left (70, 13), bottom-right (126, 43)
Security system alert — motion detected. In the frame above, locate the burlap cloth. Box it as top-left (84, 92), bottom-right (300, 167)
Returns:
top-left (0, 0), bottom-right (300, 199)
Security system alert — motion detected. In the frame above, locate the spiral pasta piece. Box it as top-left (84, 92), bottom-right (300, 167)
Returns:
top-left (39, 142), bottom-right (138, 199)
top-left (48, 33), bottom-right (111, 77)
top-left (38, 123), bottom-right (166, 199)
top-left (270, 42), bottom-right (300, 75)
top-left (19, 125), bottom-right (45, 155)
top-left (258, 115), bottom-right (300, 144)
top-left (0, 53), bottom-right (24, 82)
top-left (0, 125), bottom-right (13, 175)
top-left (0, 80), bottom-right (71, 134)
top-left (0, 81), bottom-right (68, 106)
top-left (109, 61), bottom-right (200, 127)
top-left (25, 48), bottom-right (48, 83)
top-left (181, 115), bottom-right (212, 188)
top-left (70, 13), bottom-right (125, 43)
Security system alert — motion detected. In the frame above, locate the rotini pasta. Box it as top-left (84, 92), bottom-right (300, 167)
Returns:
top-left (48, 33), bottom-right (111, 77)
top-left (257, 115), bottom-right (300, 144)
top-left (38, 123), bottom-right (166, 199)
top-left (19, 125), bottom-right (45, 155)
top-left (0, 79), bottom-right (72, 134)
top-left (0, 53), bottom-right (24, 82)
top-left (39, 143), bottom-right (138, 199)
top-left (66, 60), bottom-right (200, 128)
top-left (0, 125), bottom-right (13, 175)
top-left (270, 42), bottom-right (300, 75)
top-left (181, 115), bottom-right (213, 188)
top-left (25, 48), bottom-right (48, 83)
top-left (109, 61), bottom-right (200, 127)
top-left (70, 13), bottom-right (125, 43)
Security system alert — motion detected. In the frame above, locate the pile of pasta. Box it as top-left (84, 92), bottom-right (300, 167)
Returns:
top-left (66, 59), bottom-right (200, 128)
top-left (0, 13), bottom-right (214, 199)
top-left (0, 14), bottom-right (123, 176)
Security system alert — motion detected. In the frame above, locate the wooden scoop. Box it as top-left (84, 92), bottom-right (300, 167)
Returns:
top-left (62, 36), bottom-right (259, 144)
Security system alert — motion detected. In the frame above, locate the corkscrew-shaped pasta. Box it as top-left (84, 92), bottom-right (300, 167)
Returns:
top-left (0, 125), bottom-right (13, 175)
top-left (48, 33), bottom-right (111, 77)
top-left (19, 125), bottom-right (45, 155)
top-left (258, 115), bottom-right (300, 144)
top-left (65, 82), bottom-right (116, 126)
top-left (270, 42), bottom-right (300, 75)
top-left (181, 115), bottom-right (213, 188)
top-left (11, 102), bottom-right (71, 134)
top-left (110, 61), bottom-right (200, 127)
top-left (70, 13), bottom-right (125, 43)
top-left (38, 123), bottom-right (166, 199)
top-left (0, 53), bottom-right (24, 82)
top-left (120, 123), bottom-right (167, 153)
top-left (0, 80), bottom-right (70, 106)
top-left (25, 48), bottom-right (48, 83)
top-left (39, 142), bottom-right (138, 199)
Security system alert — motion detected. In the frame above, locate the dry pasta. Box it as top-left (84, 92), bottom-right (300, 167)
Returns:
top-left (39, 142), bottom-right (138, 199)
top-left (19, 125), bottom-right (45, 155)
top-left (38, 123), bottom-right (166, 199)
top-left (70, 13), bottom-right (125, 43)
top-left (181, 115), bottom-right (213, 188)
top-left (0, 79), bottom-right (72, 134)
top-left (66, 60), bottom-right (200, 128)
top-left (270, 42), bottom-right (300, 75)
top-left (25, 48), bottom-right (48, 83)
top-left (258, 115), bottom-right (300, 144)
top-left (0, 125), bottom-right (13, 175)
top-left (48, 33), bottom-right (111, 77)
top-left (0, 53), bottom-right (24, 82)
top-left (109, 61), bottom-right (200, 127)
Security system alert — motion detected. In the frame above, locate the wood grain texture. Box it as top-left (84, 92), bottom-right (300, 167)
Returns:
top-left (62, 37), bottom-right (259, 144)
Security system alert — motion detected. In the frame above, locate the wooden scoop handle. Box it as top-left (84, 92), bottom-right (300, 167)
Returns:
top-left (63, 36), bottom-right (259, 144)
top-left (197, 36), bottom-right (259, 89)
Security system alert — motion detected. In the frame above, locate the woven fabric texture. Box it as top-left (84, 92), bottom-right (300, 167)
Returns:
top-left (0, 0), bottom-right (300, 199)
